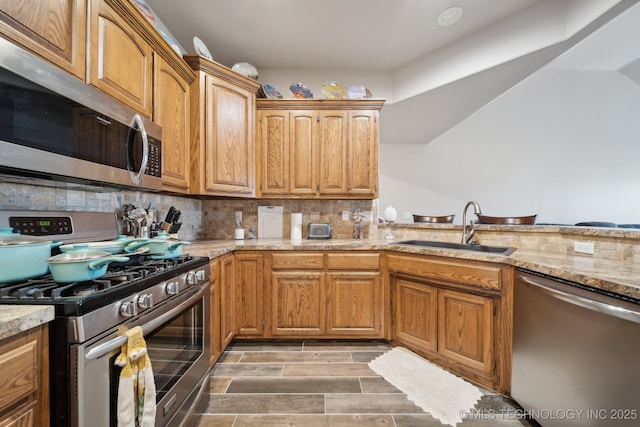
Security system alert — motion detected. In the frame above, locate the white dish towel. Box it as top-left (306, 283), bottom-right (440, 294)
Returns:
top-left (115, 326), bottom-right (156, 427)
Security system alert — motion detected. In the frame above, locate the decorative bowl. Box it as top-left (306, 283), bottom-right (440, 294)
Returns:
top-left (413, 214), bottom-right (455, 223)
top-left (232, 62), bottom-right (259, 80)
top-left (321, 81), bottom-right (345, 99)
top-left (477, 214), bottom-right (537, 225)
top-left (290, 82), bottom-right (313, 99)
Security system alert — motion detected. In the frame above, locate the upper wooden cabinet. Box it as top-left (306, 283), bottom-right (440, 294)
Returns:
top-left (154, 54), bottom-right (191, 193)
top-left (0, 0), bottom-right (86, 79)
top-left (88, 0), bottom-right (153, 117)
top-left (257, 99), bottom-right (384, 199)
top-left (185, 55), bottom-right (261, 197)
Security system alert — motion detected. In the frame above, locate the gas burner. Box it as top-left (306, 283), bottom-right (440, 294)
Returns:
top-left (0, 255), bottom-right (209, 315)
top-left (72, 284), bottom-right (99, 297)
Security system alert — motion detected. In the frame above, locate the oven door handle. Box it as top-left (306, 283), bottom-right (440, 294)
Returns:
top-left (85, 286), bottom-right (202, 360)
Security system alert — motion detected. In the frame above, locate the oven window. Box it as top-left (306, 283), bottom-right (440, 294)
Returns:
top-left (145, 299), bottom-right (204, 401)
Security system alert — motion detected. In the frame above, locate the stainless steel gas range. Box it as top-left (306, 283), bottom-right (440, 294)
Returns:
top-left (0, 210), bottom-right (211, 427)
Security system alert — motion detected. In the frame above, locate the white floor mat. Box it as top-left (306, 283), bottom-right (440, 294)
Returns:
top-left (368, 346), bottom-right (482, 426)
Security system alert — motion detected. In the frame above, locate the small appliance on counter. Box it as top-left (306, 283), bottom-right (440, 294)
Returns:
top-left (307, 223), bottom-right (332, 239)
top-left (258, 206), bottom-right (283, 239)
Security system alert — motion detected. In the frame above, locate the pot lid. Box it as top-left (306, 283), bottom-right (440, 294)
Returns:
top-left (47, 247), bottom-right (112, 263)
top-left (0, 227), bottom-right (53, 246)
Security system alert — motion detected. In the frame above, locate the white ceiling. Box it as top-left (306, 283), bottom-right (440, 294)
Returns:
top-left (145, 0), bottom-right (640, 144)
top-left (145, 0), bottom-right (541, 71)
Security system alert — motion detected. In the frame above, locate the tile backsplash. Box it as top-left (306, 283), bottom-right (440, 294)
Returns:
top-left (0, 175), bottom-right (379, 241)
top-left (201, 199), bottom-right (378, 240)
top-left (0, 175), bottom-right (202, 240)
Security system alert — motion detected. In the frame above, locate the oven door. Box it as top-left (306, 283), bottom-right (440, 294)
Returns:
top-left (71, 282), bottom-right (210, 427)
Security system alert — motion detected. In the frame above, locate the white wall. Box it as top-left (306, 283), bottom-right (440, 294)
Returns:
top-left (378, 69), bottom-right (640, 225)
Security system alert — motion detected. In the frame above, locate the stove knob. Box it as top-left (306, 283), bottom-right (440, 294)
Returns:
top-left (196, 269), bottom-right (206, 282)
top-left (166, 281), bottom-right (179, 295)
top-left (186, 271), bottom-right (197, 285)
top-left (120, 301), bottom-right (137, 317)
top-left (138, 294), bottom-right (153, 309)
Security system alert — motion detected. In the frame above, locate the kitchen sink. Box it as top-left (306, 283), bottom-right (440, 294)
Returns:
top-left (393, 240), bottom-right (517, 256)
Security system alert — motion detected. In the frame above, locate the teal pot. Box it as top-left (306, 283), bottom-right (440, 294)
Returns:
top-left (0, 228), bottom-right (62, 283)
top-left (46, 250), bottom-right (129, 283)
top-left (125, 231), bottom-right (190, 259)
top-left (59, 235), bottom-right (149, 255)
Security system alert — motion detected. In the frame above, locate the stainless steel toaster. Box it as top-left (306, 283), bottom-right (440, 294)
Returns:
top-left (307, 223), bottom-right (332, 239)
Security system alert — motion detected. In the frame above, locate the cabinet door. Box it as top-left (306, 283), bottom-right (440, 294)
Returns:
top-left (219, 253), bottom-right (235, 349)
top-left (327, 272), bottom-right (382, 337)
top-left (209, 259), bottom-right (221, 367)
top-left (270, 271), bottom-right (325, 336)
top-left (317, 110), bottom-right (347, 195)
top-left (154, 54), bottom-right (190, 193)
top-left (392, 277), bottom-right (438, 352)
top-left (258, 110), bottom-right (289, 195)
top-left (0, 0), bottom-right (86, 79)
top-left (89, 0), bottom-right (152, 116)
top-left (438, 288), bottom-right (494, 375)
top-left (0, 325), bottom-right (49, 427)
top-left (234, 252), bottom-right (264, 337)
top-left (289, 111), bottom-right (317, 195)
top-left (204, 74), bottom-right (255, 196)
top-left (347, 110), bottom-right (378, 197)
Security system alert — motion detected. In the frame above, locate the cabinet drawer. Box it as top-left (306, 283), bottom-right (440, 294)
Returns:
top-left (271, 252), bottom-right (325, 270)
top-left (326, 252), bottom-right (380, 270)
top-left (0, 339), bottom-right (37, 411)
top-left (387, 253), bottom-right (503, 291)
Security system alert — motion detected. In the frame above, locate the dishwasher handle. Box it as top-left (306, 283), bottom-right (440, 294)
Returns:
top-left (517, 274), bottom-right (640, 324)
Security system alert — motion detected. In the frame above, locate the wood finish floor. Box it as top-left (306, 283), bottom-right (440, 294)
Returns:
top-left (196, 341), bottom-right (533, 427)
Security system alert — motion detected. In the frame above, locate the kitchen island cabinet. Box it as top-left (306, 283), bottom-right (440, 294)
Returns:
top-left (257, 99), bottom-right (384, 199)
top-left (387, 253), bottom-right (512, 394)
top-left (185, 55), bottom-right (261, 197)
top-left (0, 0), bottom-right (86, 79)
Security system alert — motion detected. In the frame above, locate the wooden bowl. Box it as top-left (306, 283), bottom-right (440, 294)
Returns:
top-left (413, 214), bottom-right (455, 223)
top-left (477, 214), bottom-right (536, 225)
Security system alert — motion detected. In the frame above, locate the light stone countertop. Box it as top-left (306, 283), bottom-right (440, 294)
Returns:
top-left (186, 238), bottom-right (640, 300)
top-left (0, 305), bottom-right (55, 341)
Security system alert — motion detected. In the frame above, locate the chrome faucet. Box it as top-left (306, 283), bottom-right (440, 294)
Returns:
top-left (461, 200), bottom-right (482, 244)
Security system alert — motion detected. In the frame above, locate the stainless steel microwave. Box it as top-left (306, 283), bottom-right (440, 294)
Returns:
top-left (0, 38), bottom-right (162, 191)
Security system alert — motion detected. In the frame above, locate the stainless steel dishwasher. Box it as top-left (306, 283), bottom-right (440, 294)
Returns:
top-left (513, 269), bottom-right (640, 426)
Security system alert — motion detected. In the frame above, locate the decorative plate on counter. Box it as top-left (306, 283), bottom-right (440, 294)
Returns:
top-left (193, 36), bottom-right (212, 60)
top-left (262, 84), bottom-right (283, 99)
top-left (348, 85), bottom-right (372, 99)
top-left (290, 82), bottom-right (313, 99)
top-left (321, 81), bottom-right (345, 99)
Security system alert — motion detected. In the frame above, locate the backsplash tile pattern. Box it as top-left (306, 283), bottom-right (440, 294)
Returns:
top-left (201, 199), bottom-right (377, 240)
top-left (0, 177), bottom-right (203, 241)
